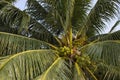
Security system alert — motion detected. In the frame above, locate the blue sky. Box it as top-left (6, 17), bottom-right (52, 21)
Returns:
top-left (14, 0), bottom-right (120, 33)
top-left (14, 0), bottom-right (27, 10)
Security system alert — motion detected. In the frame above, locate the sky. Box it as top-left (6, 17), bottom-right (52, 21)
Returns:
top-left (14, 0), bottom-right (27, 10)
top-left (14, 0), bottom-right (120, 33)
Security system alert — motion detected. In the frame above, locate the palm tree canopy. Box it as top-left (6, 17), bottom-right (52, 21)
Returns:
top-left (0, 0), bottom-right (120, 80)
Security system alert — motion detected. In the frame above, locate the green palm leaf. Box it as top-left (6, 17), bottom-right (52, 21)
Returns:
top-left (109, 20), bottom-right (120, 33)
top-left (0, 56), bottom-right (11, 65)
top-left (0, 32), bottom-right (56, 56)
top-left (26, 0), bottom-right (63, 35)
top-left (72, 0), bottom-right (90, 33)
top-left (82, 40), bottom-right (120, 79)
top-left (42, 0), bottom-right (90, 33)
top-left (95, 63), bottom-right (120, 80)
top-left (0, 19), bottom-right (13, 33)
top-left (0, 0), bottom-right (120, 79)
top-left (0, 1), bottom-right (30, 33)
top-left (37, 58), bottom-right (72, 80)
top-left (83, 0), bottom-right (120, 37)
top-left (103, 65), bottom-right (120, 80)
top-left (0, 50), bottom-right (58, 80)
top-left (84, 40), bottom-right (120, 66)
top-left (28, 19), bottom-right (59, 45)
top-left (0, 1), bottom-right (58, 44)
top-left (88, 30), bottom-right (120, 42)
top-left (26, 0), bottom-right (48, 21)
top-left (3, 0), bottom-right (17, 3)
top-left (72, 63), bottom-right (86, 80)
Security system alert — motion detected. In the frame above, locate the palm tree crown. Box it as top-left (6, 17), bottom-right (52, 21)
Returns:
top-left (0, 0), bottom-right (120, 80)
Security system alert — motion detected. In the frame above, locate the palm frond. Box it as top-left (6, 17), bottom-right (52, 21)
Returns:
top-left (88, 30), bottom-right (120, 42)
top-left (0, 32), bottom-right (56, 56)
top-left (36, 58), bottom-right (72, 80)
top-left (0, 19), bottom-right (13, 32)
top-left (82, 40), bottom-right (120, 79)
top-left (26, 0), bottom-right (90, 34)
top-left (0, 1), bottom-right (30, 33)
top-left (72, 63), bottom-right (86, 80)
top-left (0, 56), bottom-right (11, 65)
top-left (103, 65), bottom-right (120, 80)
top-left (4, 0), bottom-right (17, 3)
top-left (28, 18), bottom-right (59, 45)
top-left (40, 0), bottom-right (74, 32)
top-left (109, 20), bottom-right (120, 33)
top-left (83, 40), bottom-right (120, 66)
top-left (82, 0), bottom-right (120, 37)
top-left (26, 0), bottom-right (48, 21)
top-left (25, 0), bottom-right (63, 35)
top-left (0, 1), bottom-right (59, 44)
top-left (95, 63), bottom-right (120, 80)
top-left (0, 50), bottom-right (58, 80)
top-left (72, 0), bottom-right (90, 33)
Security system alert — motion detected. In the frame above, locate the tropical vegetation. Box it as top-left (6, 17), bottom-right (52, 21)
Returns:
top-left (0, 0), bottom-right (120, 80)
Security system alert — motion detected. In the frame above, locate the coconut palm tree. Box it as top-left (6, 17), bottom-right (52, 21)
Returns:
top-left (0, 0), bottom-right (120, 80)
